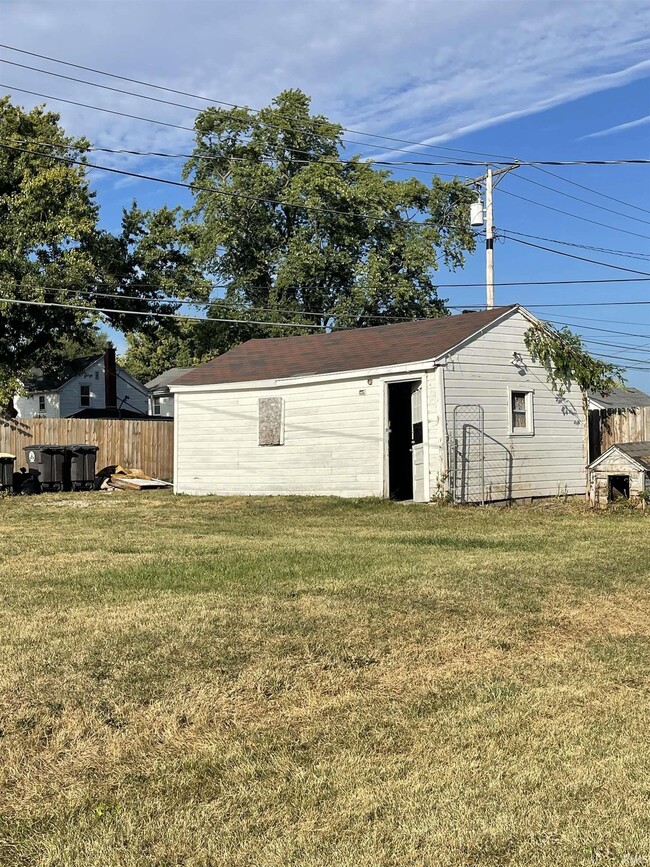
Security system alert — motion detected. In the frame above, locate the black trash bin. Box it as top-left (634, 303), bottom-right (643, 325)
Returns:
top-left (23, 445), bottom-right (71, 492)
top-left (69, 444), bottom-right (99, 490)
top-left (0, 453), bottom-right (15, 492)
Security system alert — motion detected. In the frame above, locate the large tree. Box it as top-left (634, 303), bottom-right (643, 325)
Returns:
top-left (183, 89), bottom-right (476, 335)
top-left (0, 96), bottom-right (208, 406)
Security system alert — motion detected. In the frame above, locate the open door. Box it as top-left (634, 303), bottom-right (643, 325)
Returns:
top-left (411, 381), bottom-right (425, 502)
top-left (387, 380), bottom-right (425, 502)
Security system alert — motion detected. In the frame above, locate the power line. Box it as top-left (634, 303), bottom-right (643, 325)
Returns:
top-left (500, 233), bottom-right (650, 275)
top-left (496, 187), bottom-right (650, 240)
top-left (511, 170), bottom-right (650, 225)
top-left (0, 141), bottom-right (444, 228)
top-left (499, 229), bottom-right (650, 262)
top-left (0, 295), bottom-right (329, 328)
top-left (531, 165), bottom-right (650, 216)
top-left (0, 44), bottom-right (521, 162)
top-left (541, 320), bottom-right (650, 339)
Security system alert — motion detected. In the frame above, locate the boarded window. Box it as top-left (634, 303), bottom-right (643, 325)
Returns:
top-left (259, 397), bottom-right (284, 446)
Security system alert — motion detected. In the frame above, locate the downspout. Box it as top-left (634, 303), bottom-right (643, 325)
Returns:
top-left (435, 364), bottom-right (449, 500)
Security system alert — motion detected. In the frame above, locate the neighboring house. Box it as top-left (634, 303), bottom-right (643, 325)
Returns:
top-left (170, 305), bottom-right (586, 503)
top-left (13, 348), bottom-right (150, 419)
top-left (587, 386), bottom-right (650, 462)
top-left (588, 441), bottom-right (650, 508)
top-left (146, 368), bottom-right (193, 417)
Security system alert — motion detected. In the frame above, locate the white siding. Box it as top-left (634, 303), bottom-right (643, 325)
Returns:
top-left (13, 391), bottom-right (60, 419)
top-left (441, 311), bottom-right (586, 500)
top-left (58, 360), bottom-right (149, 417)
top-left (175, 375), bottom-right (383, 497)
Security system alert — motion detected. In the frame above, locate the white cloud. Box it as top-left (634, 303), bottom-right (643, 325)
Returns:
top-left (0, 0), bottom-right (648, 175)
top-left (581, 114), bottom-right (650, 139)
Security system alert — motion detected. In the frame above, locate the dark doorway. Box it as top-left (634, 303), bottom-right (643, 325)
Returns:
top-left (388, 382), bottom-right (413, 500)
top-left (608, 475), bottom-right (630, 501)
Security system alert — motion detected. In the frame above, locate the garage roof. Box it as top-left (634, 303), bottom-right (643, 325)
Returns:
top-left (173, 305), bottom-right (517, 387)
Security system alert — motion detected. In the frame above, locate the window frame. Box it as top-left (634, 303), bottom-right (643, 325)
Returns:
top-left (79, 384), bottom-right (91, 407)
top-left (38, 395), bottom-right (46, 413)
top-left (152, 395), bottom-right (162, 416)
top-left (507, 387), bottom-right (535, 436)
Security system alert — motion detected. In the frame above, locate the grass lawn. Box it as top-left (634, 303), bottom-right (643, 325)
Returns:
top-left (0, 492), bottom-right (649, 866)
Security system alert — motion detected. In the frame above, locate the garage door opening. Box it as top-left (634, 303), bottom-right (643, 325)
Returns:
top-left (387, 382), bottom-right (414, 500)
top-left (608, 475), bottom-right (630, 501)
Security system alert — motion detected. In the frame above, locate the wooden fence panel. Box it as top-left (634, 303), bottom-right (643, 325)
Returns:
top-left (598, 407), bottom-right (650, 453)
top-left (0, 417), bottom-right (174, 480)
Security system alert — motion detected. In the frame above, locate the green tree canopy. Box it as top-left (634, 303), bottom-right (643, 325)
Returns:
top-left (0, 96), bottom-right (209, 406)
top-left (183, 89), bottom-right (476, 335)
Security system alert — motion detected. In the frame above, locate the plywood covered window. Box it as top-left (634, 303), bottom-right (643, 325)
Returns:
top-left (259, 397), bottom-right (284, 446)
top-left (508, 389), bottom-right (534, 435)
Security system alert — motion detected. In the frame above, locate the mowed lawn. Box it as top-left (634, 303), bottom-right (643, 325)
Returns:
top-left (0, 493), bottom-right (649, 867)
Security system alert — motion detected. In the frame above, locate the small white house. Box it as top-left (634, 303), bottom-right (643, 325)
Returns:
top-left (146, 367), bottom-right (194, 417)
top-left (170, 305), bottom-right (586, 503)
top-left (14, 349), bottom-right (150, 419)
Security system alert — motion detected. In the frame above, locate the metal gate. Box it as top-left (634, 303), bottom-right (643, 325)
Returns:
top-left (450, 404), bottom-right (485, 505)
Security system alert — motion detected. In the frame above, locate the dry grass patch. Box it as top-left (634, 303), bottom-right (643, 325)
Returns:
top-left (0, 492), bottom-right (649, 866)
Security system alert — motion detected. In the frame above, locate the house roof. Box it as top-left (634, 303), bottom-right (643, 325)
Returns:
top-left (590, 441), bottom-right (650, 472)
top-left (173, 305), bottom-right (518, 387)
top-left (23, 355), bottom-right (102, 391)
top-left (589, 387), bottom-right (650, 410)
top-left (146, 367), bottom-right (194, 390)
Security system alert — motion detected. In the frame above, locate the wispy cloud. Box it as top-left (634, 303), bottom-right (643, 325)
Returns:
top-left (581, 114), bottom-right (650, 139)
top-left (1, 0), bottom-right (648, 179)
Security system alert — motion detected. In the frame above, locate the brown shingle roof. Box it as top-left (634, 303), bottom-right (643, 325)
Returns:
top-left (173, 305), bottom-right (518, 387)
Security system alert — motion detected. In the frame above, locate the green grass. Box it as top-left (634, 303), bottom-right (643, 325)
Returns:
top-left (0, 492), bottom-right (649, 866)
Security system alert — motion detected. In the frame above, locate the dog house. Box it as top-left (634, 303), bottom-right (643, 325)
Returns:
top-left (588, 441), bottom-right (650, 508)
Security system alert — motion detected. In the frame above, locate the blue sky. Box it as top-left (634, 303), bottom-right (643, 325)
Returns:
top-left (1, 0), bottom-right (649, 388)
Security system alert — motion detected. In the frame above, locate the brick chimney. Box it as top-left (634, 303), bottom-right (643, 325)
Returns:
top-left (104, 345), bottom-right (117, 409)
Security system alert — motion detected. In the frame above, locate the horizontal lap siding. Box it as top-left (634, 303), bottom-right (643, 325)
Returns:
top-left (175, 377), bottom-right (383, 496)
top-left (444, 312), bottom-right (585, 500)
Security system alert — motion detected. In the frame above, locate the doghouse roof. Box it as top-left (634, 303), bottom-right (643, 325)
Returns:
top-left (589, 441), bottom-right (650, 472)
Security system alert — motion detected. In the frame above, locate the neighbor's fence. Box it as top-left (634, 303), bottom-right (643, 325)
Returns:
top-left (0, 417), bottom-right (174, 480)
top-left (590, 407), bottom-right (650, 460)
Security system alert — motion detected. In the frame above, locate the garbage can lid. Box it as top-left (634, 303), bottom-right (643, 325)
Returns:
top-left (0, 453), bottom-right (15, 460)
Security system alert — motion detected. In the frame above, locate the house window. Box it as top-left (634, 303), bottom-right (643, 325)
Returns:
top-left (38, 395), bottom-right (46, 413)
top-left (80, 385), bottom-right (91, 407)
top-left (153, 396), bottom-right (161, 416)
top-left (508, 389), bottom-right (534, 435)
top-left (259, 397), bottom-right (284, 446)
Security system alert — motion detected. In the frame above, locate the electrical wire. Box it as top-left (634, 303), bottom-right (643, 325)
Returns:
top-left (511, 170), bottom-right (650, 225)
top-left (498, 229), bottom-right (650, 262)
top-left (499, 233), bottom-right (650, 275)
top-left (0, 141), bottom-right (445, 228)
top-left (0, 45), bottom-right (522, 162)
top-left (531, 164), bottom-right (650, 216)
top-left (496, 187), bottom-right (650, 240)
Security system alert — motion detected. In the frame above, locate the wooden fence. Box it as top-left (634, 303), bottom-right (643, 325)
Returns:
top-left (589, 406), bottom-right (650, 461)
top-left (0, 417), bottom-right (174, 480)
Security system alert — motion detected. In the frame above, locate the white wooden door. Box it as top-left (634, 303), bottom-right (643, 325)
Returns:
top-left (411, 381), bottom-right (425, 502)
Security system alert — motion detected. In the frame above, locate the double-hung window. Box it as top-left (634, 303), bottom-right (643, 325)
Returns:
top-left (80, 385), bottom-right (91, 407)
top-left (508, 389), bottom-right (534, 435)
top-left (38, 395), bottom-right (46, 413)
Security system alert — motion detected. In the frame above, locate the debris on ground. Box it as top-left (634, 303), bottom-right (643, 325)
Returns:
top-left (96, 465), bottom-right (172, 491)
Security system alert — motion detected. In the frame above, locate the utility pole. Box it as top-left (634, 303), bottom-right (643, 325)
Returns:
top-left (485, 167), bottom-right (494, 309)
top-left (467, 163), bottom-right (519, 309)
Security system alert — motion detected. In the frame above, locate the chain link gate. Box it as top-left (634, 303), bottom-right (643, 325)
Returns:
top-left (449, 404), bottom-right (485, 505)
